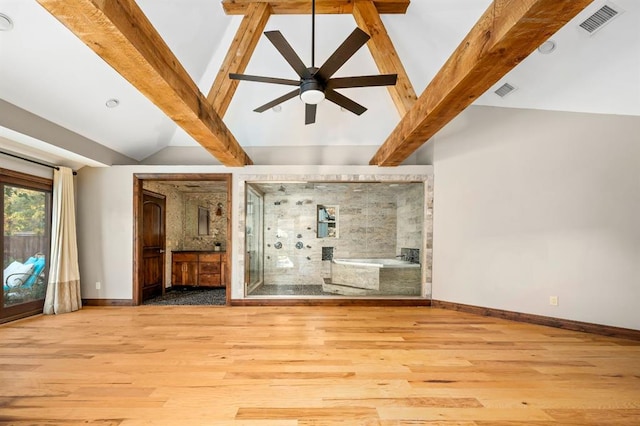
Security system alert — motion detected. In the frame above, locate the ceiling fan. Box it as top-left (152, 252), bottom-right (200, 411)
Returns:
top-left (229, 0), bottom-right (398, 125)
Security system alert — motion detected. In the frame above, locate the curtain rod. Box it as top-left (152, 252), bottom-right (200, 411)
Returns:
top-left (0, 150), bottom-right (77, 175)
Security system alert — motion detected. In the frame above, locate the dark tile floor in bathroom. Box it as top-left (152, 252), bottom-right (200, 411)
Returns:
top-left (143, 286), bottom-right (227, 305)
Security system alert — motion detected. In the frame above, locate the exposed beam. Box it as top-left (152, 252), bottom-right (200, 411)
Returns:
top-left (208, 2), bottom-right (271, 117)
top-left (353, 0), bottom-right (416, 117)
top-left (37, 0), bottom-right (252, 167)
top-left (222, 0), bottom-right (409, 15)
top-left (370, 0), bottom-right (594, 166)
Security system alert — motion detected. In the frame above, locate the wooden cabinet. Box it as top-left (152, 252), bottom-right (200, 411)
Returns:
top-left (172, 251), bottom-right (226, 287)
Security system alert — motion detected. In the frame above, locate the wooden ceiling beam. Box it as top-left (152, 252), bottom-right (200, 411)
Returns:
top-left (370, 0), bottom-right (594, 166)
top-left (208, 3), bottom-right (272, 117)
top-left (37, 0), bottom-right (252, 166)
top-left (222, 0), bottom-right (410, 15)
top-left (352, 0), bottom-right (417, 117)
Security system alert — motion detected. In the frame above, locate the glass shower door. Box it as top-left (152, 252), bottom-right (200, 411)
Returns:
top-left (245, 186), bottom-right (264, 292)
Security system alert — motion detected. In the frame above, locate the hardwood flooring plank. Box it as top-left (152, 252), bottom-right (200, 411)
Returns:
top-left (0, 306), bottom-right (638, 424)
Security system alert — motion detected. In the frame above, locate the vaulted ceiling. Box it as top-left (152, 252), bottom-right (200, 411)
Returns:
top-left (0, 0), bottom-right (638, 168)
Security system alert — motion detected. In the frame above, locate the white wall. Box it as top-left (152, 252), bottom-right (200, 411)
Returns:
top-left (76, 164), bottom-right (431, 300)
top-left (432, 106), bottom-right (640, 330)
top-left (0, 155), bottom-right (53, 179)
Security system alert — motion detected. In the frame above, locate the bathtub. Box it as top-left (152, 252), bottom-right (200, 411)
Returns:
top-left (327, 258), bottom-right (421, 296)
top-left (332, 258), bottom-right (419, 268)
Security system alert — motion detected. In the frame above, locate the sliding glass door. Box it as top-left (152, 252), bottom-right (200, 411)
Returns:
top-left (1, 169), bottom-right (52, 323)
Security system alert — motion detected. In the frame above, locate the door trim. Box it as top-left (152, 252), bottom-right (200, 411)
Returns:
top-left (133, 173), bottom-right (232, 306)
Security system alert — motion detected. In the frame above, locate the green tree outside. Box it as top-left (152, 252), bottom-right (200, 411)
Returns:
top-left (3, 186), bottom-right (47, 236)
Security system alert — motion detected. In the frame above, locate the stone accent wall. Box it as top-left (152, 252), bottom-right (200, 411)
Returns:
top-left (425, 175), bottom-right (434, 296)
top-left (182, 192), bottom-right (227, 251)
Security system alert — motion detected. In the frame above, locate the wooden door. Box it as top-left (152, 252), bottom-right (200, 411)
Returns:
top-left (142, 191), bottom-right (165, 301)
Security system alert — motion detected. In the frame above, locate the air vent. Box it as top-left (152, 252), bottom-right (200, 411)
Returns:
top-left (494, 83), bottom-right (516, 98)
top-left (578, 3), bottom-right (622, 35)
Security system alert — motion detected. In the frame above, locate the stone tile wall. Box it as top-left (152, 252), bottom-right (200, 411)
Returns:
top-left (182, 192), bottom-right (227, 251)
top-left (262, 183), bottom-right (420, 286)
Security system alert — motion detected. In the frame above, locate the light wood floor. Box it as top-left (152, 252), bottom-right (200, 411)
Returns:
top-left (1, 306), bottom-right (639, 425)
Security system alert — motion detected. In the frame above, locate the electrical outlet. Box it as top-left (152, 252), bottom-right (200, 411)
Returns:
top-left (549, 296), bottom-right (558, 306)
top-left (96, 281), bottom-right (101, 290)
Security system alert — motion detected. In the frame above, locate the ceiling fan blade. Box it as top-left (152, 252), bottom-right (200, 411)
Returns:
top-left (315, 28), bottom-right (370, 82)
top-left (253, 89), bottom-right (299, 113)
top-left (327, 74), bottom-right (397, 89)
top-left (229, 73), bottom-right (300, 86)
top-left (305, 103), bottom-right (317, 125)
top-left (264, 31), bottom-right (311, 79)
top-left (325, 89), bottom-right (367, 116)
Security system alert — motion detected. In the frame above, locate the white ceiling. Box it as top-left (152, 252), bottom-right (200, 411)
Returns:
top-left (0, 0), bottom-right (638, 165)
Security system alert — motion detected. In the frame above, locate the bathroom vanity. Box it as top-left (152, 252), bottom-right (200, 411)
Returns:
top-left (171, 251), bottom-right (226, 287)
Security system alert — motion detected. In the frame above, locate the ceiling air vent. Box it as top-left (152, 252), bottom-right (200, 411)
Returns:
top-left (578, 3), bottom-right (622, 35)
top-left (494, 83), bottom-right (516, 98)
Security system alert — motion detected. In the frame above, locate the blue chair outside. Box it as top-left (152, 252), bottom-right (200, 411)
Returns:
top-left (3, 255), bottom-right (46, 292)
top-left (23, 256), bottom-right (46, 288)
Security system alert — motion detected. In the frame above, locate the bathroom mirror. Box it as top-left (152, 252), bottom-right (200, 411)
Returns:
top-left (317, 205), bottom-right (338, 238)
top-left (198, 206), bottom-right (210, 235)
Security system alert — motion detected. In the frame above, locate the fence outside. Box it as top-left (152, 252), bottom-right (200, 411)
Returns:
top-left (3, 235), bottom-right (47, 264)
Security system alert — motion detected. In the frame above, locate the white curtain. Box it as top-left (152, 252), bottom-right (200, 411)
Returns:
top-left (43, 167), bottom-right (82, 315)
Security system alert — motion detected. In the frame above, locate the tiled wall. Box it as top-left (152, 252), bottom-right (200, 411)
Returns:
top-left (397, 183), bottom-right (424, 251)
top-left (182, 192), bottom-right (227, 251)
top-left (262, 183), bottom-right (425, 286)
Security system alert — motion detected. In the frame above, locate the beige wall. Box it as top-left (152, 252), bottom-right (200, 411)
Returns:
top-left (432, 106), bottom-right (640, 330)
top-left (72, 104), bottom-right (640, 330)
top-left (76, 165), bottom-right (432, 300)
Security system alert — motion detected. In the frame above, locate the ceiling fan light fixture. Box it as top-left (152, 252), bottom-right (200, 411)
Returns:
top-left (301, 89), bottom-right (325, 105)
top-left (300, 80), bottom-right (325, 104)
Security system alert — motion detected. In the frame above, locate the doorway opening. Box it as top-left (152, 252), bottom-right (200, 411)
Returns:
top-left (133, 173), bottom-right (231, 306)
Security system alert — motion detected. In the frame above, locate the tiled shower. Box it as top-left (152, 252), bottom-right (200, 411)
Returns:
top-left (245, 180), bottom-right (433, 298)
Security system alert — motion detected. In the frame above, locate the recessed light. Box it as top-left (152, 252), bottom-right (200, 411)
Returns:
top-left (272, 105), bottom-right (282, 113)
top-left (0, 13), bottom-right (14, 31)
top-left (105, 98), bottom-right (120, 108)
top-left (537, 39), bottom-right (556, 54)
